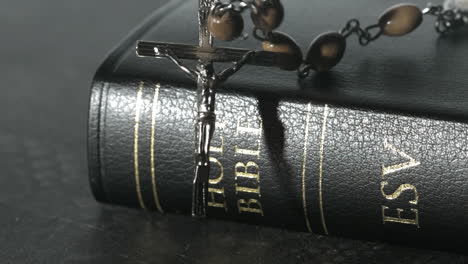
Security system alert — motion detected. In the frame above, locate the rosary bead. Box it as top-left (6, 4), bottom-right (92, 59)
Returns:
top-left (305, 32), bottom-right (346, 72)
top-left (251, 0), bottom-right (284, 32)
top-left (379, 4), bottom-right (423, 36)
top-left (262, 32), bottom-right (303, 71)
top-left (208, 11), bottom-right (244, 41)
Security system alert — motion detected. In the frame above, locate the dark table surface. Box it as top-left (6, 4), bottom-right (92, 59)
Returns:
top-left (1, 0), bottom-right (467, 263)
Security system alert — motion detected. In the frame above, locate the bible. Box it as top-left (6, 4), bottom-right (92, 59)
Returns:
top-left (88, 0), bottom-right (468, 251)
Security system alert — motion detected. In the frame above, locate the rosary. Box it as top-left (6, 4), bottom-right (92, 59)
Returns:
top-left (136, 0), bottom-right (468, 217)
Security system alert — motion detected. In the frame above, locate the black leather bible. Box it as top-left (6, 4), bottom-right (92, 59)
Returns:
top-left (88, 0), bottom-right (468, 251)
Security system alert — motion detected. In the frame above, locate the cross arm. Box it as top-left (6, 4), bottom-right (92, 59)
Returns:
top-left (137, 41), bottom-right (286, 68)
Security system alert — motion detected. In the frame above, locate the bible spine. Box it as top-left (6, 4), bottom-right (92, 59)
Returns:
top-left (88, 78), bottom-right (468, 250)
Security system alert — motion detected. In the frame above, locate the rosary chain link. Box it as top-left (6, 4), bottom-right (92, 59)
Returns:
top-left (339, 19), bottom-right (383, 46)
top-left (213, 0), bottom-right (253, 14)
top-left (423, 4), bottom-right (468, 33)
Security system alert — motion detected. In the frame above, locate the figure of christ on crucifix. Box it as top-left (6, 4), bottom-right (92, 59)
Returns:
top-left (137, 0), bottom-right (289, 217)
top-left (154, 47), bottom-right (256, 217)
top-left (138, 0), bottom-right (468, 217)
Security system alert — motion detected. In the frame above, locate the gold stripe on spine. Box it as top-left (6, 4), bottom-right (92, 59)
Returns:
top-left (301, 103), bottom-right (313, 232)
top-left (151, 84), bottom-right (164, 213)
top-left (318, 105), bottom-right (330, 235)
top-left (134, 82), bottom-right (147, 210)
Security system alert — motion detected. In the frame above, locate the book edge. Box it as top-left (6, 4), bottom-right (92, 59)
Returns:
top-left (87, 0), bottom-right (184, 203)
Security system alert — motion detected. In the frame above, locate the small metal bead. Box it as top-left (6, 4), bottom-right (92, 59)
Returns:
top-left (251, 0), bottom-right (284, 32)
top-left (208, 11), bottom-right (244, 41)
top-left (379, 4), bottom-right (423, 36)
top-left (262, 32), bottom-right (303, 71)
top-left (306, 32), bottom-right (346, 72)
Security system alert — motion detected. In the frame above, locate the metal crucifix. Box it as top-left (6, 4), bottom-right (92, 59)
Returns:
top-left (136, 0), bottom-right (289, 217)
top-left (136, 0), bottom-right (468, 218)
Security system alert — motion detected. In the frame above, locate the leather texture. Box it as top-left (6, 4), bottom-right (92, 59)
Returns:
top-left (4, 0), bottom-right (468, 262)
top-left (89, 0), bottom-right (468, 253)
top-left (101, 0), bottom-right (468, 123)
top-left (90, 75), bottom-right (468, 251)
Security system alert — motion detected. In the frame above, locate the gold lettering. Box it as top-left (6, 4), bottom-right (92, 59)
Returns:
top-left (234, 116), bottom-right (263, 216)
top-left (238, 199), bottom-right (264, 216)
top-left (210, 136), bottom-right (224, 154)
top-left (381, 181), bottom-right (419, 205)
top-left (208, 187), bottom-right (227, 211)
top-left (236, 117), bottom-right (262, 136)
top-left (235, 140), bottom-right (261, 157)
top-left (235, 184), bottom-right (261, 196)
top-left (382, 206), bottom-right (419, 227)
top-left (209, 157), bottom-right (224, 184)
top-left (235, 162), bottom-right (260, 181)
top-left (382, 139), bottom-right (421, 176)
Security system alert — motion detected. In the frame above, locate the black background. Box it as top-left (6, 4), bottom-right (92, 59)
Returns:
top-left (1, 0), bottom-right (467, 263)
